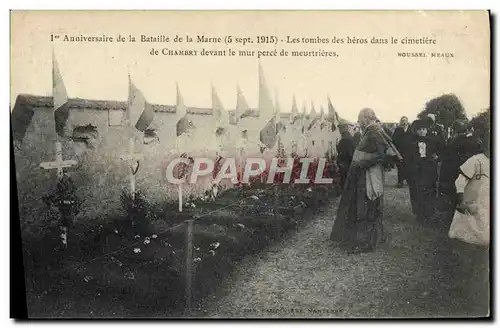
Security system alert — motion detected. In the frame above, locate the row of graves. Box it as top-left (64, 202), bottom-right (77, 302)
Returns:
top-left (18, 54), bottom-right (343, 317)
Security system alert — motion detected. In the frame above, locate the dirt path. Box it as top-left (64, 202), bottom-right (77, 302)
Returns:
top-left (193, 169), bottom-right (483, 318)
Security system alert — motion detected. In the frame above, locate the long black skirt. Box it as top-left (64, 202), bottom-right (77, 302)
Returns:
top-left (330, 164), bottom-right (385, 252)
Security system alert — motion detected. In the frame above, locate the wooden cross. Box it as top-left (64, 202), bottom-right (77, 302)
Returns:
top-left (39, 142), bottom-right (77, 178)
top-left (120, 138), bottom-right (143, 200)
top-left (39, 141), bottom-right (78, 249)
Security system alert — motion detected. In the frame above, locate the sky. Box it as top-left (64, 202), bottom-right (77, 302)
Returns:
top-left (10, 10), bottom-right (490, 123)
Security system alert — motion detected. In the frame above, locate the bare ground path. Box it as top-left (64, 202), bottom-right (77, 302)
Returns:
top-left (192, 169), bottom-right (485, 318)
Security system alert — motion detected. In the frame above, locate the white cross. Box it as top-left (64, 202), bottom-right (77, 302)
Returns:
top-left (120, 138), bottom-right (143, 200)
top-left (39, 141), bottom-right (78, 249)
top-left (39, 142), bottom-right (77, 178)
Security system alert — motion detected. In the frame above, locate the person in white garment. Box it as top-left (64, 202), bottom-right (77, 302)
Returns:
top-left (447, 130), bottom-right (490, 315)
top-left (449, 148), bottom-right (490, 245)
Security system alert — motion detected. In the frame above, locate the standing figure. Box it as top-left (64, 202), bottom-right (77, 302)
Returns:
top-left (392, 116), bottom-right (410, 188)
top-left (426, 113), bottom-right (446, 156)
top-left (336, 124), bottom-right (355, 189)
top-left (439, 119), bottom-right (482, 225)
top-left (406, 119), bottom-right (440, 223)
top-left (352, 125), bottom-right (362, 147)
top-left (330, 108), bottom-right (399, 254)
top-left (447, 130), bottom-right (490, 313)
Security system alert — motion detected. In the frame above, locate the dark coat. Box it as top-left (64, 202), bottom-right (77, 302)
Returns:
top-left (392, 126), bottom-right (410, 155)
top-left (439, 133), bottom-right (482, 185)
top-left (330, 123), bottom-right (391, 251)
top-left (406, 134), bottom-right (439, 161)
top-left (337, 134), bottom-right (355, 165)
top-left (427, 123), bottom-right (446, 156)
top-left (406, 134), bottom-right (440, 185)
top-left (352, 132), bottom-right (362, 147)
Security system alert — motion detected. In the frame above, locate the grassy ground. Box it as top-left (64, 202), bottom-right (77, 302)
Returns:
top-left (192, 170), bottom-right (490, 318)
top-left (22, 169), bottom-right (489, 318)
top-left (22, 183), bottom-right (334, 318)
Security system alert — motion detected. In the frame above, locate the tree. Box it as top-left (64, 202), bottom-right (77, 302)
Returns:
top-left (471, 107), bottom-right (490, 140)
top-left (471, 107), bottom-right (490, 129)
top-left (417, 93), bottom-right (468, 129)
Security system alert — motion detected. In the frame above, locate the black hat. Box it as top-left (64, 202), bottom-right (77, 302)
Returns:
top-left (412, 119), bottom-right (429, 130)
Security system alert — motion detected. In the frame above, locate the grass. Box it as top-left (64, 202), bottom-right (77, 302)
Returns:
top-left (22, 182), bottom-right (339, 318)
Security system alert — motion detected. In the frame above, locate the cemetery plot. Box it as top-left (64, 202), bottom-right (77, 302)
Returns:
top-left (17, 52), bottom-right (345, 318)
top-left (23, 182), bottom-right (340, 317)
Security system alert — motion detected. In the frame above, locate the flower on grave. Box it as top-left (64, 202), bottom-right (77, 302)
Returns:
top-left (208, 250), bottom-right (215, 256)
top-left (151, 234), bottom-right (158, 239)
top-left (83, 275), bottom-right (93, 283)
top-left (210, 242), bottom-right (220, 249)
top-left (185, 201), bottom-right (196, 209)
top-left (143, 238), bottom-right (151, 245)
top-left (250, 195), bottom-right (260, 200)
top-left (114, 229), bottom-right (119, 234)
top-left (235, 223), bottom-right (245, 229)
top-left (307, 188), bottom-right (312, 192)
top-left (134, 234), bottom-right (140, 239)
top-left (195, 247), bottom-right (200, 251)
top-left (124, 272), bottom-right (135, 280)
top-left (133, 248), bottom-right (141, 254)
top-left (193, 257), bottom-right (201, 263)
top-left (110, 256), bottom-right (123, 267)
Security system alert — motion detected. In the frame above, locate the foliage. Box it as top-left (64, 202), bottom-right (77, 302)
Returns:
top-left (470, 107), bottom-right (491, 153)
top-left (471, 107), bottom-right (490, 133)
top-left (417, 93), bottom-right (467, 128)
top-left (42, 177), bottom-right (83, 219)
top-left (119, 191), bottom-right (156, 235)
top-left (25, 181), bottom-right (341, 317)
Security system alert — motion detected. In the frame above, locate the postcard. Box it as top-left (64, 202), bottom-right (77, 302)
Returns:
top-left (10, 10), bottom-right (490, 319)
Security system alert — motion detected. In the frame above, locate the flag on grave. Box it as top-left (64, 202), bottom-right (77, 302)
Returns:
top-left (212, 85), bottom-right (229, 136)
top-left (127, 75), bottom-right (154, 132)
top-left (327, 95), bottom-right (339, 132)
top-left (301, 103), bottom-right (307, 134)
top-left (53, 51), bottom-right (70, 138)
top-left (308, 102), bottom-right (320, 130)
top-left (176, 83), bottom-right (195, 137)
top-left (258, 61), bottom-right (277, 152)
top-left (290, 94), bottom-right (300, 124)
top-left (235, 84), bottom-right (251, 123)
top-left (260, 117), bottom-right (277, 153)
top-left (274, 89), bottom-right (285, 134)
top-left (258, 61), bottom-right (274, 119)
top-left (319, 105), bottom-right (327, 130)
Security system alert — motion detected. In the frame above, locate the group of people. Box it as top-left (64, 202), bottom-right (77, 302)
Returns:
top-left (392, 113), bottom-right (487, 228)
top-left (332, 108), bottom-right (490, 254)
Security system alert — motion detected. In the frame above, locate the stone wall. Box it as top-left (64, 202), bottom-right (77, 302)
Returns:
top-left (12, 97), bottom-right (341, 230)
